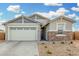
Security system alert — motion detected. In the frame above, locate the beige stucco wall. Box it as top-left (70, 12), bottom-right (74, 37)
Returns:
top-left (47, 18), bottom-right (73, 31)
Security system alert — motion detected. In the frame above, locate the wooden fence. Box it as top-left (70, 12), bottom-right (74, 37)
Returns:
top-left (73, 31), bottom-right (79, 40)
top-left (0, 32), bottom-right (5, 40)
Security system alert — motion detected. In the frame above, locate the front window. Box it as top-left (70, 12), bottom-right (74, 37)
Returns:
top-left (57, 23), bottom-right (65, 34)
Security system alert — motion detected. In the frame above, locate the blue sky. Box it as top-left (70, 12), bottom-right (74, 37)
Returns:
top-left (0, 3), bottom-right (79, 31)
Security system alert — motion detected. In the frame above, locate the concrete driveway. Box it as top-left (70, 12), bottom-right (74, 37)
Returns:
top-left (0, 41), bottom-right (39, 56)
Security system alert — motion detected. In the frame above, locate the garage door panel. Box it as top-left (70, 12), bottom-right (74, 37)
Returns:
top-left (9, 27), bottom-right (37, 41)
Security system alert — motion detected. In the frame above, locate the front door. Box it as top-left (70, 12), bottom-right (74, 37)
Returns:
top-left (41, 27), bottom-right (46, 40)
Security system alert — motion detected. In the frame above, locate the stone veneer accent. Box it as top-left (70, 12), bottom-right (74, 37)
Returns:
top-left (48, 31), bottom-right (73, 41)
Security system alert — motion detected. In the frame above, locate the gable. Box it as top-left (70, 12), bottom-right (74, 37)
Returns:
top-left (11, 17), bottom-right (22, 23)
top-left (3, 15), bottom-right (40, 25)
top-left (48, 16), bottom-right (73, 31)
top-left (50, 16), bottom-right (75, 23)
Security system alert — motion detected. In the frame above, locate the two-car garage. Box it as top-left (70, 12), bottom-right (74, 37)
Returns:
top-left (7, 23), bottom-right (40, 41)
top-left (3, 15), bottom-right (41, 41)
top-left (8, 27), bottom-right (38, 41)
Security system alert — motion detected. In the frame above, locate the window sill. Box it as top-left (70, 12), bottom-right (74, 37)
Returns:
top-left (56, 34), bottom-right (66, 36)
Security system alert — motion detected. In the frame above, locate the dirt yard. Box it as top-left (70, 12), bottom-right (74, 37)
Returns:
top-left (38, 40), bottom-right (79, 56)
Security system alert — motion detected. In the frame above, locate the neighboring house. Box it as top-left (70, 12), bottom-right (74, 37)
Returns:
top-left (3, 14), bottom-right (75, 41)
top-left (0, 29), bottom-right (4, 32)
top-left (3, 15), bottom-right (41, 41)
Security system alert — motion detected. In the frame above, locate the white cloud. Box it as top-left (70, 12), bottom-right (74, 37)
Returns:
top-left (14, 14), bottom-right (22, 18)
top-left (77, 3), bottom-right (79, 6)
top-left (67, 13), bottom-right (76, 18)
top-left (66, 13), bottom-right (79, 21)
top-left (21, 11), bottom-right (25, 14)
top-left (56, 8), bottom-right (69, 15)
top-left (71, 7), bottom-right (79, 12)
top-left (7, 5), bottom-right (21, 13)
top-left (34, 8), bottom-right (69, 18)
top-left (75, 16), bottom-right (79, 20)
top-left (34, 12), bottom-right (52, 18)
top-left (44, 3), bottom-right (63, 6)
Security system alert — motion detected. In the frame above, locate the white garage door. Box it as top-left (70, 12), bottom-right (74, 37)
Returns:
top-left (9, 27), bottom-right (38, 41)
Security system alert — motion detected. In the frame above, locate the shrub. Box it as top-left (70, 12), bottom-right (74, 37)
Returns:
top-left (68, 53), bottom-right (72, 56)
top-left (61, 42), bottom-right (64, 44)
top-left (44, 46), bottom-right (47, 48)
top-left (70, 41), bottom-right (73, 44)
top-left (41, 43), bottom-right (45, 45)
top-left (52, 42), bottom-right (55, 44)
top-left (46, 50), bottom-right (52, 54)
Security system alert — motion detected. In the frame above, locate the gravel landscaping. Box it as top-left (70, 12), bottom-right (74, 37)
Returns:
top-left (38, 40), bottom-right (79, 56)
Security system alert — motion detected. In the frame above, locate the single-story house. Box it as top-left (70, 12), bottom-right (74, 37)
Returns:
top-left (3, 14), bottom-right (75, 41)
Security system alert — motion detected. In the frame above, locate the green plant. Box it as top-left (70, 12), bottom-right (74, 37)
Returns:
top-left (46, 50), bottom-right (52, 54)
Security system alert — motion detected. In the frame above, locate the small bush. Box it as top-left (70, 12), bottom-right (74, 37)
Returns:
top-left (68, 53), bottom-right (72, 56)
top-left (46, 50), bottom-right (52, 54)
top-left (61, 42), bottom-right (64, 44)
top-left (44, 46), bottom-right (47, 48)
top-left (41, 43), bottom-right (45, 45)
top-left (52, 42), bottom-right (55, 44)
top-left (70, 41), bottom-right (73, 44)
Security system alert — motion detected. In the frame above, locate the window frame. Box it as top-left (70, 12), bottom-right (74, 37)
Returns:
top-left (57, 23), bottom-right (66, 34)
